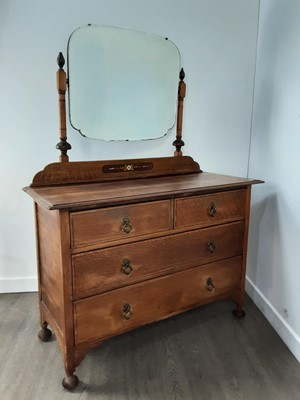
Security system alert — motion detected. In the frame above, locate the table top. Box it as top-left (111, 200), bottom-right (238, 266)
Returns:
top-left (23, 172), bottom-right (262, 210)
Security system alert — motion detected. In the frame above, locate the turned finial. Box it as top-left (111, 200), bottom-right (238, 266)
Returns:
top-left (179, 68), bottom-right (185, 81)
top-left (57, 52), bottom-right (65, 69)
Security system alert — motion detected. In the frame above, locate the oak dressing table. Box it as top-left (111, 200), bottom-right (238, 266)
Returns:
top-left (23, 25), bottom-right (262, 390)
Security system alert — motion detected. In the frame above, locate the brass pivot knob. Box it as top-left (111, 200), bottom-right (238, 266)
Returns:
top-left (206, 277), bottom-right (215, 292)
top-left (121, 216), bottom-right (132, 233)
top-left (123, 303), bottom-right (133, 320)
top-left (207, 239), bottom-right (216, 253)
top-left (209, 202), bottom-right (217, 217)
top-left (121, 259), bottom-right (133, 275)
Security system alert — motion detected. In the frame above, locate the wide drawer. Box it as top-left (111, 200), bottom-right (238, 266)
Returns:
top-left (73, 221), bottom-right (244, 297)
top-left (70, 200), bottom-right (172, 248)
top-left (175, 189), bottom-right (246, 229)
top-left (74, 256), bottom-right (242, 345)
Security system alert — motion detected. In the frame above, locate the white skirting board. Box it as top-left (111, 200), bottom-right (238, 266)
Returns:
top-left (246, 276), bottom-right (300, 363)
top-left (0, 277), bottom-right (38, 293)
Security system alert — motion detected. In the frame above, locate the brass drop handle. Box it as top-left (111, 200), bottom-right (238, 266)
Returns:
top-left (121, 216), bottom-right (132, 233)
top-left (121, 258), bottom-right (133, 275)
top-left (208, 239), bottom-right (216, 253)
top-left (206, 277), bottom-right (215, 292)
top-left (123, 303), bottom-right (133, 320)
top-left (208, 202), bottom-right (217, 217)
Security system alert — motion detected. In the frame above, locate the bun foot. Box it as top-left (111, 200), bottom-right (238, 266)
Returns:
top-left (232, 308), bottom-right (246, 319)
top-left (38, 323), bottom-right (52, 342)
top-left (62, 374), bottom-right (79, 391)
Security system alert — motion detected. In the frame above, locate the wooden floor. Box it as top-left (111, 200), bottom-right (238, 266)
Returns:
top-left (0, 293), bottom-right (299, 400)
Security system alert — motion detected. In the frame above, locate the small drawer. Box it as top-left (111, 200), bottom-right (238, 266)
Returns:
top-left (72, 221), bottom-right (244, 297)
top-left (175, 189), bottom-right (246, 229)
top-left (70, 200), bottom-right (172, 248)
top-left (74, 256), bottom-right (242, 345)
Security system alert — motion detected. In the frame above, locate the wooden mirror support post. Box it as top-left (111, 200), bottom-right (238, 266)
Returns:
top-left (56, 52), bottom-right (71, 162)
top-left (173, 68), bottom-right (186, 156)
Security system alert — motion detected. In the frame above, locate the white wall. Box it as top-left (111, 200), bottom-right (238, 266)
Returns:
top-left (247, 0), bottom-right (300, 362)
top-left (0, 1), bottom-right (259, 291)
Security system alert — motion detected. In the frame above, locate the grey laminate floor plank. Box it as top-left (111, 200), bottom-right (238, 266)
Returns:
top-left (0, 293), bottom-right (299, 400)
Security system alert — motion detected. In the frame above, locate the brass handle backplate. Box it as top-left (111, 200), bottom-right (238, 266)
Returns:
top-left (123, 303), bottom-right (133, 320)
top-left (206, 277), bottom-right (215, 292)
top-left (208, 202), bottom-right (217, 217)
top-left (121, 258), bottom-right (133, 275)
top-left (208, 239), bottom-right (216, 253)
top-left (121, 216), bottom-right (132, 233)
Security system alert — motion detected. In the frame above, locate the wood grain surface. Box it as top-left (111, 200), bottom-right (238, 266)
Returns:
top-left (29, 156), bottom-right (200, 187)
top-left (72, 221), bottom-right (244, 298)
top-left (175, 189), bottom-right (246, 228)
top-left (36, 205), bottom-right (64, 329)
top-left (74, 257), bottom-right (242, 345)
top-left (24, 169), bottom-right (263, 389)
top-left (23, 172), bottom-right (262, 210)
top-left (71, 200), bottom-right (172, 248)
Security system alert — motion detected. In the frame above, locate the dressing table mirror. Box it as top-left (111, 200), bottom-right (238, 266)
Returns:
top-left (23, 25), bottom-right (262, 390)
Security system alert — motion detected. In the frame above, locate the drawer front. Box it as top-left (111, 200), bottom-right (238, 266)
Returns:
top-left (71, 200), bottom-right (172, 248)
top-left (175, 189), bottom-right (246, 229)
top-left (73, 221), bottom-right (244, 297)
top-left (74, 256), bottom-right (242, 345)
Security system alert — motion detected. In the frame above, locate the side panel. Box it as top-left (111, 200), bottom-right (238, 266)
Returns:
top-left (36, 205), bottom-right (65, 329)
top-left (36, 205), bottom-right (76, 375)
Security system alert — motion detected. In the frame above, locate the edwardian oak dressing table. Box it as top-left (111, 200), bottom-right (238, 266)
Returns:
top-left (23, 25), bottom-right (262, 390)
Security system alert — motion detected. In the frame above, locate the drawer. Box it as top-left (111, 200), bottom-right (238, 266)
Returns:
top-left (70, 200), bottom-right (172, 248)
top-left (74, 256), bottom-right (242, 345)
top-left (73, 221), bottom-right (244, 297)
top-left (175, 189), bottom-right (246, 229)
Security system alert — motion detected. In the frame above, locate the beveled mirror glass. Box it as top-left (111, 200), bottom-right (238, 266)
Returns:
top-left (67, 25), bottom-right (181, 141)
